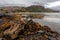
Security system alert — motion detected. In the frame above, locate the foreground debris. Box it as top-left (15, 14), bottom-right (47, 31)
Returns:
top-left (0, 14), bottom-right (60, 40)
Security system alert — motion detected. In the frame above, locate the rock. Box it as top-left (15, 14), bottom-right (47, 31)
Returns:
top-left (48, 36), bottom-right (56, 40)
top-left (0, 14), bottom-right (59, 40)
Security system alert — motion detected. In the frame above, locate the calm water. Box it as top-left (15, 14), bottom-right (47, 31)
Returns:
top-left (33, 13), bottom-right (60, 33)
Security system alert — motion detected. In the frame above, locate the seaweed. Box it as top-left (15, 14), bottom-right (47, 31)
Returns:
top-left (0, 14), bottom-right (60, 40)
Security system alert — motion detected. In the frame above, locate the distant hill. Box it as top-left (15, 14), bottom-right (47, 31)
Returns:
top-left (25, 5), bottom-right (56, 12)
top-left (0, 5), bottom-right (57, 13)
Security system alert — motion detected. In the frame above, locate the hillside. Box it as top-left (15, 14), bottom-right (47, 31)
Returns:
top-left (25, 5), bottom-right (56, 12)
top-left (0, 5), bottom-right (57, 13)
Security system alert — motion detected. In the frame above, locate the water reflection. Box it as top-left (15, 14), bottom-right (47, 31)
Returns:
top-left (33, 13), bottom-right (60, 33)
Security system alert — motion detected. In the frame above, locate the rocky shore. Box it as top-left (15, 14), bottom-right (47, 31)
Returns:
top-left (0, 14), bottom-right (60, 40)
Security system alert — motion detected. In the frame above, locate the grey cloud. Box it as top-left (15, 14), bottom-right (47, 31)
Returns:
top-left (0, 0), bottom-right (60, 11)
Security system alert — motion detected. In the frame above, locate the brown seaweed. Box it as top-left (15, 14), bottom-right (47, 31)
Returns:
top-left (0, 14), bottom-right (60, 40)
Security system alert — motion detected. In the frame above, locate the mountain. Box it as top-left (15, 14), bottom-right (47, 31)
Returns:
top-left (25, 5), bottom-right (56, 12)
top-left (0, 5), bottom-right (57, 13)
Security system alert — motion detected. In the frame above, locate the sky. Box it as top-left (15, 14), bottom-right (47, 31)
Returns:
top-left (0, 0), bottom-right (60, 11)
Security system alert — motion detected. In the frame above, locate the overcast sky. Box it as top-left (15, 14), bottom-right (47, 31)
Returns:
top-left (0, 0), bottom-right (60, 11)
